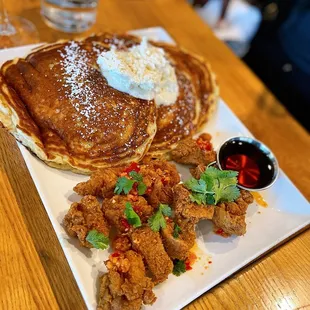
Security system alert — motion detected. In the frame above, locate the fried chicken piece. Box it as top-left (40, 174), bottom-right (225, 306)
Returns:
top-left (112, 235), bottom-right (132, 252)
top-left (74, 167), bottom-right (124, 198)
top-left (140, 160), bottom-right (180, 208)
top-left (190, 164), bottom-right (206, 179)
top-left (173, 184), bottom-right (214, 222)
top-left (161, 220), bottom-right (196, 260)
top-left (103, 196), bottom-right (153, 233)
top-left (170, 134), bottom-right (216, 166)
top-left (63, 195), bottom-right (110, 248)
top-left (130, 226), bottom-right (173, 284)
top-left (212, 190), bottom-right (254, 236)
top-left (98, 250), bottom-right (156, 310)
top-left (74, 160), bottom-right (180, 209)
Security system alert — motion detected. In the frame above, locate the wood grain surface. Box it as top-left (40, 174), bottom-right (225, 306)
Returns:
top-left (0, 0), bottom-right (309, 309)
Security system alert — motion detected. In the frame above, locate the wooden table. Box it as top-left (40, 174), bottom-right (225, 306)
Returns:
top-left (1, 0), bottom-right (309, 309)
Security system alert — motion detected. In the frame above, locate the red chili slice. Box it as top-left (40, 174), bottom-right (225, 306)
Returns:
top-left (120, 218), bottom-right (131, 230)
top-left (124, 162), bottom-right (140, 174)
top-left (196, 138), bottom-right (212, 151)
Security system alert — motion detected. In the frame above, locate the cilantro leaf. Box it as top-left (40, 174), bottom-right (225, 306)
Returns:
top-left (86, 230), bottom-right (109, 250)
top-left (184, 166), bottom-right (240, 205)
top-left (137, 182), bottom-right (147, 195)
top-left (190, 192), bottom-right (206, 205)
top-left (129, 171), bottom-right (143, 182)
top-left (173, 224), bottom-right (182, 239)
top-left (148, 204), bottom-right (172, 232)
top-left (213, 184), bottom-right (240, 205)
top-left (184, 178), bottom-right (206, 194)
top-left (114, 177), bottom-right (135, 195)
top-left (125, 202), bottom-right (141, 228)
top-left (173, 259), bottom-right (186, 276)
top-left (160, 204), bottom-right (172, 217)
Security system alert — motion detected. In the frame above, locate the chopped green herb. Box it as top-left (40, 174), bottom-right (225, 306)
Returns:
top-left (114, 171), bottom-right (147, 196)
top-left (173, 259), bottom-right (186, 276)
top-left (173, 224), bottom-right (182, 239)
top-left (184, 166), bottom-right (240, 205)
top-left (148, 204), bottom-right (172, 232)
top-left (129, 171), bottom-right (143, 182)
top-left (137, 182), bottom-right (147, 195)
top-left (125, 202), bottom-right (142, 228)
top-left (114, 177), bottom-right (135, 195)
top-left (86, 230), bottom-right (109, 250)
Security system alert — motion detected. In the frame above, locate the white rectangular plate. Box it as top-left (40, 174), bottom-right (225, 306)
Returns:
top-left (1, 27), bottom-right (309, 310)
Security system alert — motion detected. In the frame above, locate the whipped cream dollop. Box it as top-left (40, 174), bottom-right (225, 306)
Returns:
top-left (97, 37), bottom-right (179, 106)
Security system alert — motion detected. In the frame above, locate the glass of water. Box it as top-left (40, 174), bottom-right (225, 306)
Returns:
top-left (41, 0), bottom-right (98, 33)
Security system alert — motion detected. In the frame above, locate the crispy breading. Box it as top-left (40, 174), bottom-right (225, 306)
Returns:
top-left (112, 235), bottom-right (132, 252)
top-left (98, 250), bottom-right (156, 310)
top-left (190, 164), bottom-right (206, 179)
top-left (161, 220), bottom-right (196, 260)
top-left (73, 160), bottom-right (180, 208)
top-left (140, 160), bottom-right (180, 208)
top-left (172, 184), bottom-right (214, 222)
top-left (130, 226), bottom-right (173, 284)
top-left (74, 167), bottom-right (124, 198)
top-left (170, 137), bottom-right (216, 166)
top-left (103, 196), bottom-right (153, 233)
top-left (63, 195), bottom-right (110, 248)
top-left (212, 190), bottom-right (254, 236)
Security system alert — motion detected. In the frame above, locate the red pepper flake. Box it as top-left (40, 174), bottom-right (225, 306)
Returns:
top-left (215, 228), bottom-right (224, 235)
top-left (146, 187), bottom-right (152, 194)
top-left (120, 218), bottom-right (131, 230)
top-left (111, 252), bottom-right (120, 258)
top-left (124, 162), bottom-right (140, 174)
top-left (133, 205), bottom-right (142, 214)
top-left (185, 261), bottom-right (192, 271)
top-left (196, 137), bottom-right (213, 151)
top-left (208, 261), bottom-right (212, 264)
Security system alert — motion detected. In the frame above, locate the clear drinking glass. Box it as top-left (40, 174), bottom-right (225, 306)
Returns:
top-left (41, 0), bottom-right (98, 33)
top-left (0, 0), bottom-right (39, 49)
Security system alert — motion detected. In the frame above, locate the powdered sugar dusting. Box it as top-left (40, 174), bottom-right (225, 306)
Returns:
top-left (58, 41), bottom-right (99, 120)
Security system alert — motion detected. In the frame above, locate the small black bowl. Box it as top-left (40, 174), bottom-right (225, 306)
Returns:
top-left (217, 136), bottom-right (279, 191)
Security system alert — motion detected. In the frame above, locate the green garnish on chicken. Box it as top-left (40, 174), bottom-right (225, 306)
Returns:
top-left (86, 230), bottom-right (109, 250)
top-left (184, 166), bottom-right (240, 205)
top-left (172, 259), bottom-right (186, 276)
top-left (125, 202), bottom-right (142, 228)
top-left (114, 171), bottom-right (147, 195)
top-left (173, 224), bottom-right (182, 239)
top-left (148, 204), bottom-right (172, 232)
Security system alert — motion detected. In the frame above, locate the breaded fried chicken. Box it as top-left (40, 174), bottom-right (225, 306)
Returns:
top-left (103, 196), bottom-right (153, 234)
top-left (170, 134), bottom-right (216, 166)
top-left (74, 167), bottom-right (124, 198)
top-left (161, 220), bottom-right (196, 260)
top-left (212, 190), bottom-right (254, 236)
top-left (190, 164), bottom-right (206, 180)
top-left (74, 160), bottom-right (180, 209)
top-left (130, 226), bottom-right (173, 284)
top-left (173, 184), bottom-right (214, 222)
top-left (63, 195), bottom-right (110, 248)
top-left (98, 250), bottom-right (156, 310)
top-left (139, 160), bottom-right (180, 208)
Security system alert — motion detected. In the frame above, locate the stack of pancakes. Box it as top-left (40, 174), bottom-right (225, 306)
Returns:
top-left (0, 33), bottom-right (218, 174)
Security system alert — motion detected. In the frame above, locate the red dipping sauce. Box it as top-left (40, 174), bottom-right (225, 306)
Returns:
top-left (218, 137), bottom-right (277, 190)
top-left (224, 154), bottom-right (260, 188)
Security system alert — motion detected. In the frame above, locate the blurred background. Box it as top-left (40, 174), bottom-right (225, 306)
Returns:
top-left (191, 0), bottom-right (310, 132)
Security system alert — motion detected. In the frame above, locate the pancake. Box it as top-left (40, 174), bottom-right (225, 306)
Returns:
top-left (87, 33), bottom-right (218, 158)
top-left (0, 40), bottom-right (157, 174)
